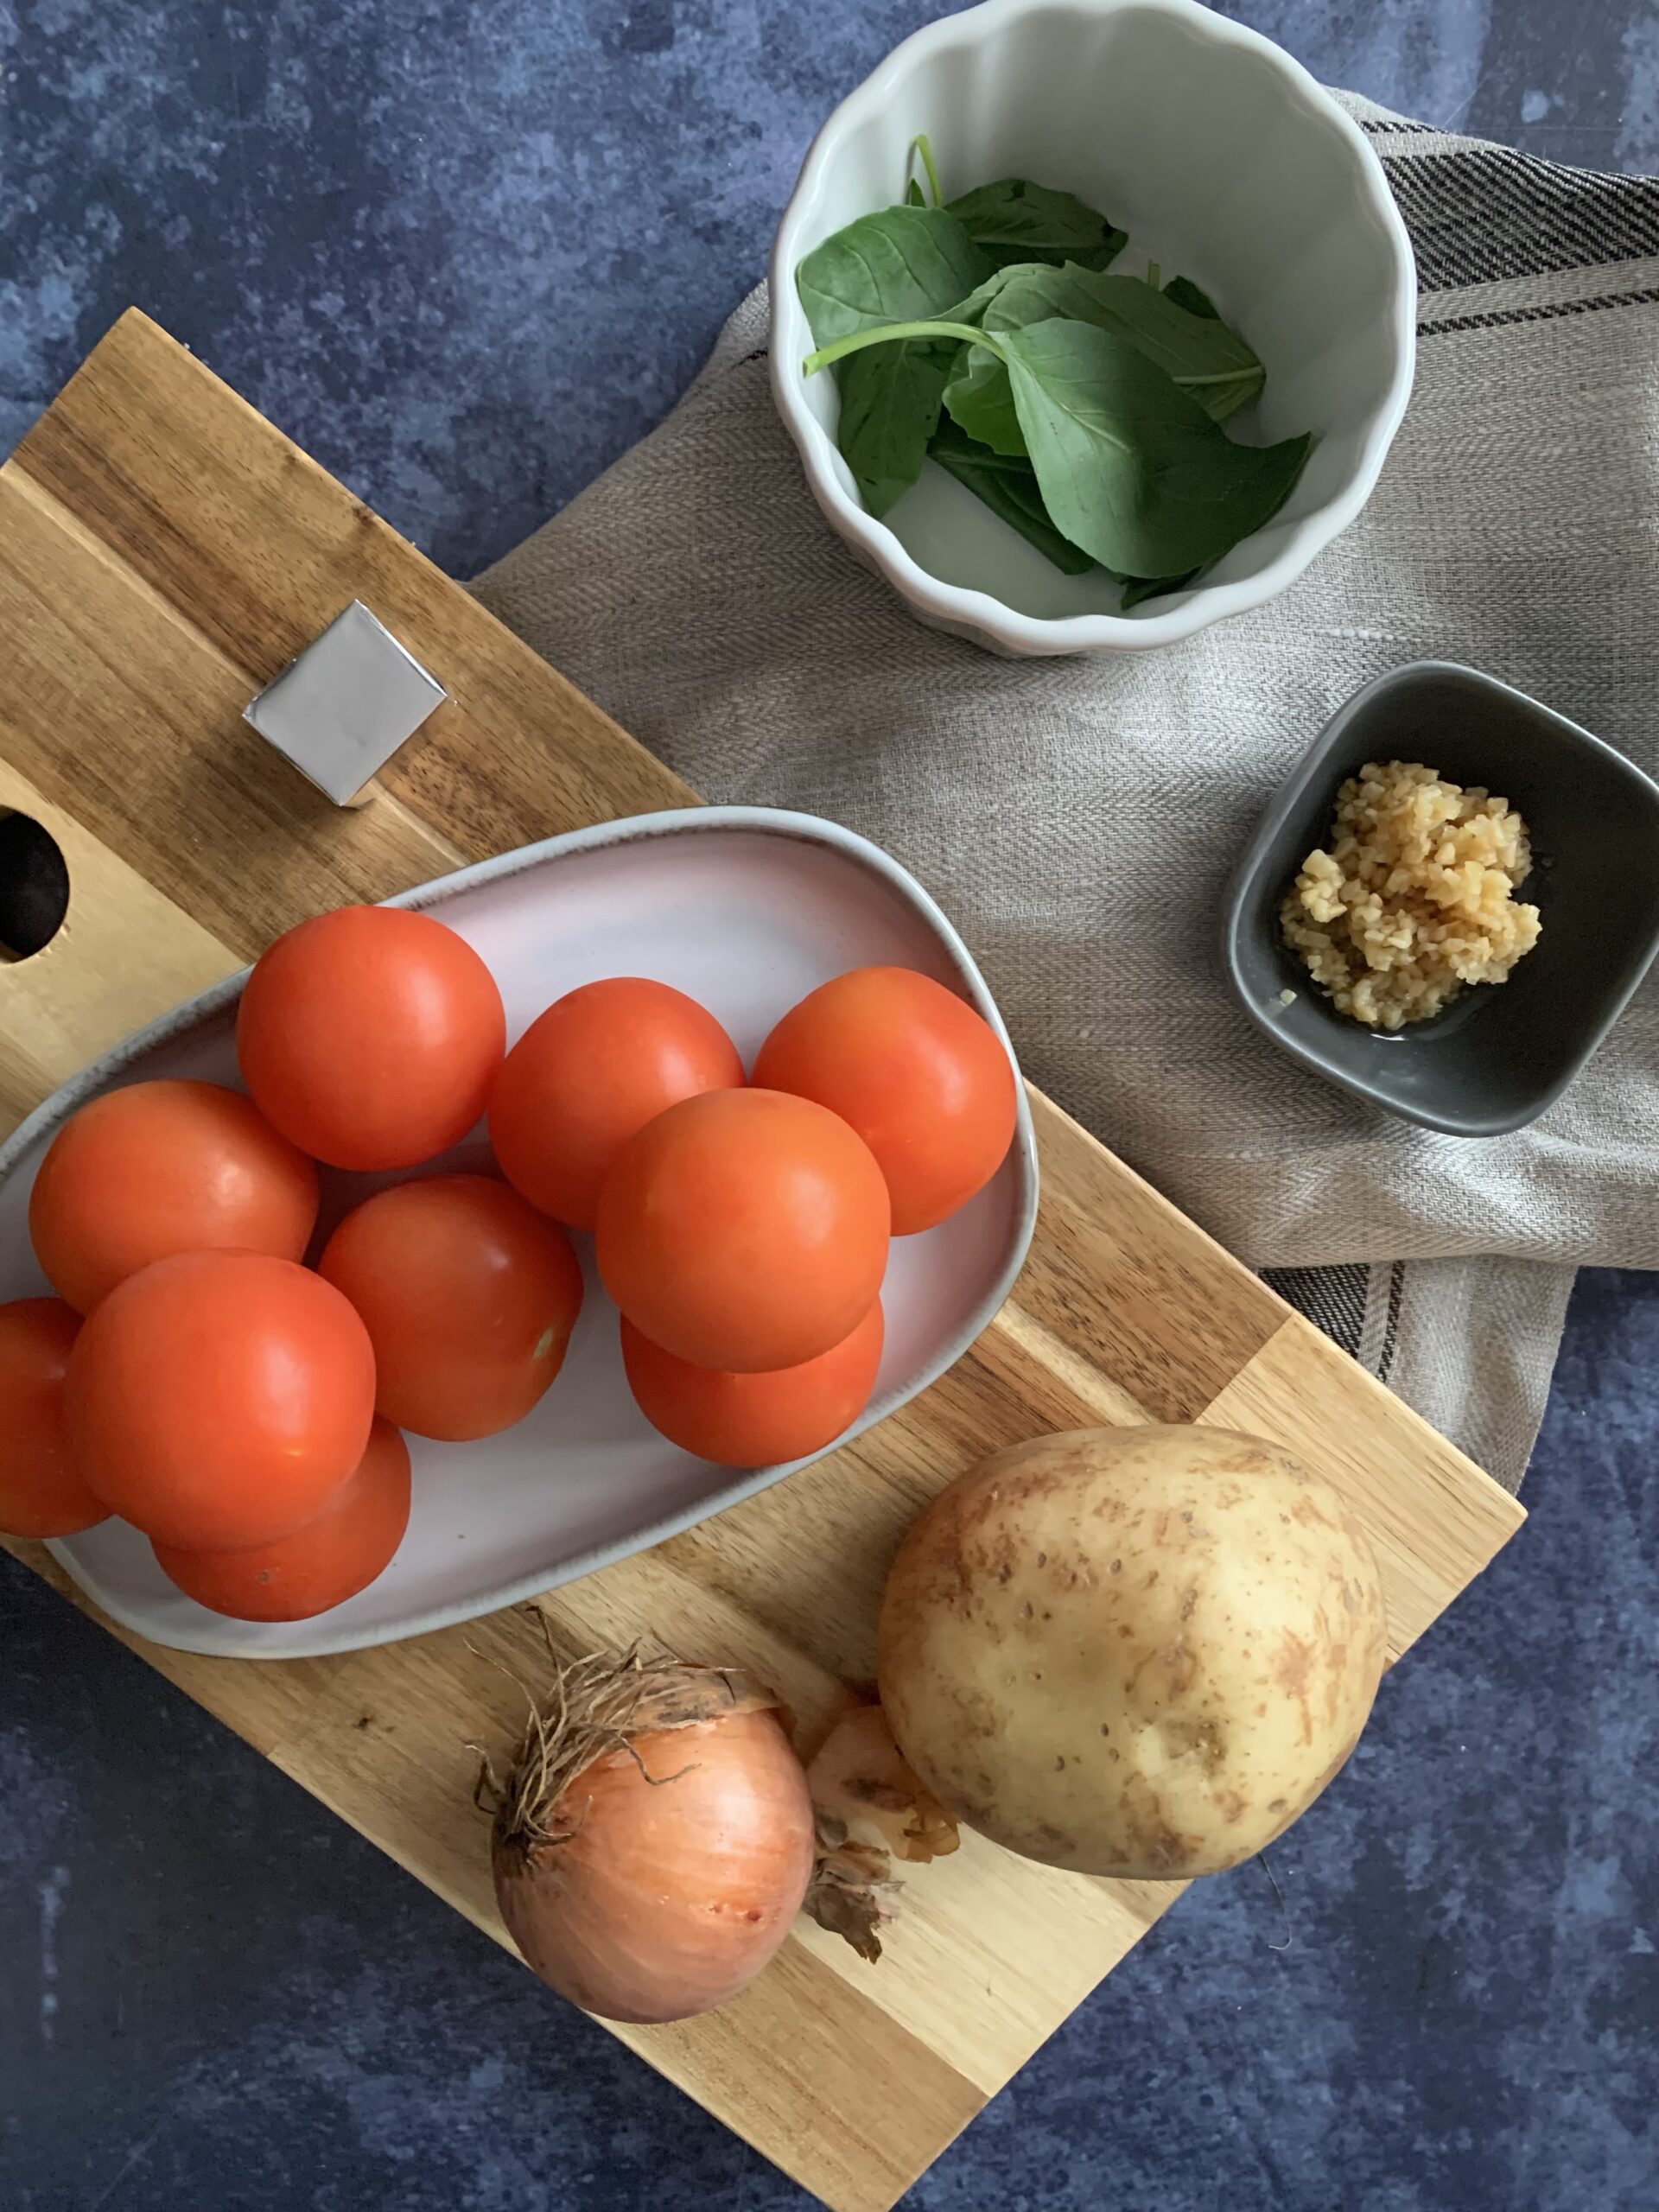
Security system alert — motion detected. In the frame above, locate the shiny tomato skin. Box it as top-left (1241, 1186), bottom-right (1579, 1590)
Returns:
top-left (753, 966), bottom-right (1018, 1234)
top-left (29, 1079), bottom-right (320, 1314)
top-left (489, 977), bottom-right (744, 1230)
top-left (153, 1417), bottom-right (411, 1621)
top-left (318, 1173), bottom-right (583, 1441)
top-left (595, 1088), bottom-right (889, 1372)
top-left (0, 1298), bottom-right (106, 1539)
top-left (621, 1300), bottom-right (884, 1468)
top-left (236, 906), bottom-right (505, 1171)
top-left (66, 1251), bottom-right (376, 1550)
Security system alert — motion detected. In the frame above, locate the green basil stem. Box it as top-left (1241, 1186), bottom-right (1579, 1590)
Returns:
top-left (803, 320), bottom-right (1251, 394)
top-left (908, 132), bottom-right (944, 208)
top-left (1146, 259), bottom-right (1160, 289)
top-left (804, 320), bottom-right (991, 376)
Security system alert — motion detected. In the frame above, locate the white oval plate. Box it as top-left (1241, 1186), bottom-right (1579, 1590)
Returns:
top-left (0, 808), bottom-right (1039, 1658)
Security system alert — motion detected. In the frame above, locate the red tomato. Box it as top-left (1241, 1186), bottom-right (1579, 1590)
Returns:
top-left (622, 1301), bottom-right (883, 1468)
top-left (0, 1298), bottom-right (106, 1539)
top-left (596, 1089), bottom-right (889, 1372)
top-left (318, 1173), bottom-right (583, 1441)
top-left (29, 1079), bottom-right (319, 1314)
top-left (489, 977), bottom-right (745, 1230)
top-left (153, 1417), bottom-right (411, 1622)
top-left (753, 966), bottom-right (1018, 1234)
top-left (237, 906), bottom-right (505, 1171)
top-left (66, 1251), bottom-right (375, 1550)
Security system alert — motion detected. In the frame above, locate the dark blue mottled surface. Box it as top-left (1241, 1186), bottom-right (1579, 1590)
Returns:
top-left (4, 4), bottom-right (1659, 2208)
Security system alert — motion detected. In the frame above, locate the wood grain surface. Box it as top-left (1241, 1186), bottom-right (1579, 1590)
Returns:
top-left (0, 313), bottom-right (1526, 2212)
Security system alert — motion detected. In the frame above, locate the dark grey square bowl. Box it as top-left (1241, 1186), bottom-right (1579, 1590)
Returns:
top-left (1223, 661), bottom-right (1659, 1137)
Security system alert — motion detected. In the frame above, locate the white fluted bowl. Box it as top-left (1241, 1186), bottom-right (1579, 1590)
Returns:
top-left (770, 0), bottom-right (1415, 655)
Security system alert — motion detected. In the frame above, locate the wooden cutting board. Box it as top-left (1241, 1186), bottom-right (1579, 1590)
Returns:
top-left (0, 311), bottom-right (1524, 2212)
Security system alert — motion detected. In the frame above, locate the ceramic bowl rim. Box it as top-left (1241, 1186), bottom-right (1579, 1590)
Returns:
top-left (769, 0), bottom-right (1418, 654)
top-left (1219, 659), bottom-right (1659, 1136)
top-left (7, 805), bottom-right (1040, 1657)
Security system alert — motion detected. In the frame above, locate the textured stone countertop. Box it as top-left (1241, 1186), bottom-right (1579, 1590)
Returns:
top-left (3, 5), bottom-right (1657, 2208)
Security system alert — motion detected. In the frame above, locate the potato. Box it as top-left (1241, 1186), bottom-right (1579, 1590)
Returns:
top-left (876, 1426), bottom-right (1387, 1879)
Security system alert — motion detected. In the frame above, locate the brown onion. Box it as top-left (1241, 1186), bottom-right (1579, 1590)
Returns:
top-left (483, 1647), bottom-right (815, 2024)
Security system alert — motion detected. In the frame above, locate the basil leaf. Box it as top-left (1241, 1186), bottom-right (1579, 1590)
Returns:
top-left (795, 205), bottom-right (991, 346)
top-left (928, 268), bottom-right (1046, 461)
top-left (835, 341), bottom-right (954, 516)
top-left (928, 416), bottom-right (1095, 573)
top-left (945, 178), bottom-right (1127, 272)
top-left (983, 264), bottom-right (1264, 423)
top-left (1116, 568), bottom-right (1203, 607)
top-left (905, 177), bottom-right (925, 206)
top-left (995, 320), bottom-right (1310, 575)
top-left (942, 342), bottom-right (1026, 455)
top-left (942, 266), bottom-right (1029, 327)
top-left (944, 256), bottom-right (1264, 461)
top-left (797, 207), bottom-right (994, 518)
top-left (1163, 275), bottom-right (1221, 321)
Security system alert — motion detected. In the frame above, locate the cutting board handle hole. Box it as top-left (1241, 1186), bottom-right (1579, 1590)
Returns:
top-left (0, 811), bottom-right (70, 963)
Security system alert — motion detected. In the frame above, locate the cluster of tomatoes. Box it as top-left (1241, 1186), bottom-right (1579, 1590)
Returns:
top-left (0, 903), bottom-right (1017, 1624)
